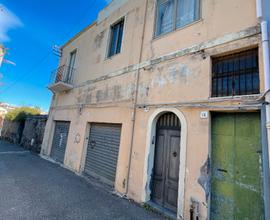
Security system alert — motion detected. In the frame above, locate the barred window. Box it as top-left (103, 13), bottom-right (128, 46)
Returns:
top-left (155, 0), bottom-right (200, 37)
top-left (212, 48), bottom-right (259, 97)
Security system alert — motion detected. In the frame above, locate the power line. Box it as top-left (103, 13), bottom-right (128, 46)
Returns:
top-left (0, 0), bottom-right (98, 94)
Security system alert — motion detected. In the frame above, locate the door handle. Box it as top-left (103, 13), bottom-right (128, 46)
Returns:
top-left (217, 168), bottom-right (228, 173)
top-left (90, 140), bottom-right (96, 149)
top-left (173, 152), bottom-right (177, 157)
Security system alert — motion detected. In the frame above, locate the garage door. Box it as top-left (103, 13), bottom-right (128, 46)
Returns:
top-left (50, 121), bottom-right (70, 164)
top-left (211, 113), bottom-right (264, 219)
top-left (84, 123), bottom-right (122, 185)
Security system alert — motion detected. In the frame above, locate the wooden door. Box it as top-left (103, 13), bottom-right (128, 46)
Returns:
top-left (151, 113), bottom-right (181, 213)
top-left (211, 113), bottom-right (264, 219)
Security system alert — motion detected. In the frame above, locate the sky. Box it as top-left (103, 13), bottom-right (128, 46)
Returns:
top-left (0, 0), bottom-right (112, 112)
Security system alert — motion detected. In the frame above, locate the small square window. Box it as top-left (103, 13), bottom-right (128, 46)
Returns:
top-left (108, 19), bottom-right (124, 57)
top-left (211, 48), bottom-right (259, 97)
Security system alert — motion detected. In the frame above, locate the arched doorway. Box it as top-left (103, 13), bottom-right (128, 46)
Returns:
top-left (151, 112), bottom-right (181, 213)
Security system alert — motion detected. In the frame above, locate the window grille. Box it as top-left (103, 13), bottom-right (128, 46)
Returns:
top-left (212, 48), bottom-right (259, 97)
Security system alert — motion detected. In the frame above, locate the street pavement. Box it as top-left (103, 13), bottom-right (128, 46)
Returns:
top-left (0, 140), bottom-right (163, 220)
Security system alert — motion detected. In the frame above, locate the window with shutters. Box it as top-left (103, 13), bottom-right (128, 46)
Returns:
top-left (108, 19), bottom-right (124, 58)
top-left (211, 48), bottom-right (259, 97)
top-left (155, 0), bottom-right (200, 37)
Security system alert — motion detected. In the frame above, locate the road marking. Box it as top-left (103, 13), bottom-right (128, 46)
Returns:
top-left (0, 151), bottom-right (29, 155)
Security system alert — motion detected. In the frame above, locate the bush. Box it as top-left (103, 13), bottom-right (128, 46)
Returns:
top-left (5, 107), bottom-right (41, 122)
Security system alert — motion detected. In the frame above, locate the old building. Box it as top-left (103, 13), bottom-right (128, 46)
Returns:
top-left (41, 0), bottom-right (270, 219)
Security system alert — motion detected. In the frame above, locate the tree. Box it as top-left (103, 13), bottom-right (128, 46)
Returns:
top-left (5, 107), bottom-right (41, 122)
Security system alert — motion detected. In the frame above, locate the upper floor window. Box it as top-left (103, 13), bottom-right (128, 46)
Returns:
top-left (155, 0), bottom-right (200, 37)
top-left (212, 48), bottom-right (259, 97)
top-left (67, 50), bottom-right (76, 82)
top-left (108, 19), bottom-right (124, 57)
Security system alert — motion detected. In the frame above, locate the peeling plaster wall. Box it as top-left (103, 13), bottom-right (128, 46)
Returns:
top-left (60, 0), bottom-right (146, 85)
top-left (142, 0), bottom-right (257, 60)
top-left (41, 105), bottom-right (133, 195)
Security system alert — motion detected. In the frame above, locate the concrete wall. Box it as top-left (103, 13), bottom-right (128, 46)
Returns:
top-left (42, 0), bottom-right (265, 219)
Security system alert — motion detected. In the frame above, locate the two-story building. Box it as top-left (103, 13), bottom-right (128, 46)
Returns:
top-left (41, 0), bottom-right (270, 219)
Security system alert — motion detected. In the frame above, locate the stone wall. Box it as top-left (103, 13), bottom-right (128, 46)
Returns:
top-left (1, 115), bottom-right (48, 153)
top-left (1, 120), bottom-right (23, 144)
top-left (20, 115), bottom-right (48, 153)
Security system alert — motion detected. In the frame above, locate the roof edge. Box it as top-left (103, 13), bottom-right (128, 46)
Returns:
top-left (61, 21), bottom-right (97, 49)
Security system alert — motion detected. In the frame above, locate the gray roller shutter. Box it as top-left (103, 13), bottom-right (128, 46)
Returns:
top-left (50, 121), bottom-right (70, 164)
top-left (84, 123), bottom-right (122, 185)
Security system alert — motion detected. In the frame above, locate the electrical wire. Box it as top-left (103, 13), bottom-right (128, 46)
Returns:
top-left (0, 0), bottom-right (98, 94)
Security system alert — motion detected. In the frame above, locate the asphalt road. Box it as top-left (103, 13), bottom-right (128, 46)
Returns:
top-left (0, 140), bottom-right (163, 220)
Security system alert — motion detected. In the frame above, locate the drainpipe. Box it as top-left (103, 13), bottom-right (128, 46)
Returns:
top-left (260, 22), bottom-right (270, 122)
top-left (256, 0), bottom-right (270, 219)
top-left (257, 1), bottom-right (270, 120)
top-left (125, 0), bottom-right (148, 196)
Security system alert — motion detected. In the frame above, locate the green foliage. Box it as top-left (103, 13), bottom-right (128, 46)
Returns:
top-left (5, 107), bottom-right (41, 122)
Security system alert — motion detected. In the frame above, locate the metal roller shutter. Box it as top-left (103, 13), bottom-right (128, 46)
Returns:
top-left (50, 121), bottom-right (70, 164)
top-left (84, 123), bottom-right (122, 185)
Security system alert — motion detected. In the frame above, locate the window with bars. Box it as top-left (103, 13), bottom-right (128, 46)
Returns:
top-left (155, 0), bottom-right (200, 37)
top-left (108, 19), bottom-right (124, 58)
top-left (211, 48), bottom-right (259, 97)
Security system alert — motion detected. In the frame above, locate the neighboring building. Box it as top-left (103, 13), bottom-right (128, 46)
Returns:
top-left (41, 0), bottom-right (270, 219)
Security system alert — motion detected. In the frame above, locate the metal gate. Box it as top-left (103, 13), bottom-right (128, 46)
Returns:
top-left (84, 123), bottom-right (122, 185)
top-left (50, 121), bottom-right (70, 164)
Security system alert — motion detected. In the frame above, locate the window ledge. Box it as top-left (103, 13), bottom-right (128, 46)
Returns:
top-left (152, 19), bottom-right (203, 42)
top-left (209, 94), bottom-right (261, 101)
top-left (105, 52), bottom-right (122, 61)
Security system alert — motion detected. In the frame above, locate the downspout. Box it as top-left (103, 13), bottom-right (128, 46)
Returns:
top-left (257, 1), bottom-right (270, 122)
top-left (125, 0), bottom-right (148, 195)
top-left (256, 0), bottom-right (270, 219)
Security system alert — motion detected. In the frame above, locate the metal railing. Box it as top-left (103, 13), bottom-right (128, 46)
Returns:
top-left (50, 65), bottom-right (75, 85)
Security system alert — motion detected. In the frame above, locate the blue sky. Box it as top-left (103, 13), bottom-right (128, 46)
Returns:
top-left (0, 0), bottom-right (111, 111)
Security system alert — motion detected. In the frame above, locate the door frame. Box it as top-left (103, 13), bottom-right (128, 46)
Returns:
top-left (142, 108), bottom-right (187, 220)
top-left (208, 110), bottom-right (268, 220)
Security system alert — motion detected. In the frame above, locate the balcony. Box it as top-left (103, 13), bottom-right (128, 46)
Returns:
top-left (48, 65), bottom-right (75, 93)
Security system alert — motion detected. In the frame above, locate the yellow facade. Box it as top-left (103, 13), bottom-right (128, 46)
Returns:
top-left (41, 0), bottom-right (267, 219)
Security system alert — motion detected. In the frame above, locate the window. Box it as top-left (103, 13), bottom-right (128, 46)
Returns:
top-left (108, 19), bottom-right (124, 57)
top-left (212, 48), bottom-right (259, 97)
top-left (67, 50), bottom-right (76, 82)
top-left (155, 0), bottom-right (200, 37)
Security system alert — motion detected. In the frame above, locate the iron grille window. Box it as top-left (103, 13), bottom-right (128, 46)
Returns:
top-left (212, 48), bottom-right (259, 97)
top-left (155, 0), bottom-right (200, 37)
top-left (108, 19), bottom-right (124, 57)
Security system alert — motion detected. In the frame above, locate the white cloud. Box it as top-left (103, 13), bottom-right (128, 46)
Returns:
top-left (0, 4), bottom-right (22, 42)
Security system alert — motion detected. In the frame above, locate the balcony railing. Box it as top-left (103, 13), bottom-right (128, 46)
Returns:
top-left (48, 65), bottom-right (75, 92)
